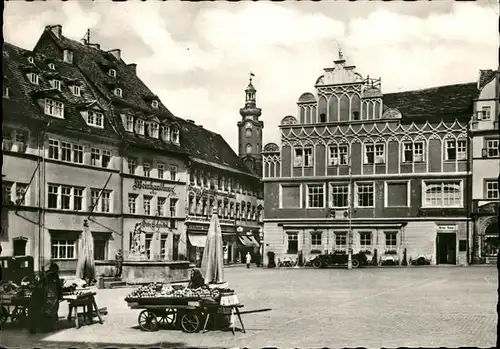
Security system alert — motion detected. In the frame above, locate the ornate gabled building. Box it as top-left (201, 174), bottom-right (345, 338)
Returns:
top-left (262, 55), bottom-right (483, 266)
top-left (2, 42), bottom-right (122, 272)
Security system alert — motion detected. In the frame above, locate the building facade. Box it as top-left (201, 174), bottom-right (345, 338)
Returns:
top-left (470, 70), bottom-right (500, 264)
top-left (262, 56), bottom-right (481, 266)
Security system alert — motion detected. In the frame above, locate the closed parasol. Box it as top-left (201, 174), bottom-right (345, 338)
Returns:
top-left (75, 220), bottom-right (95, 281)
top-left (200, 208), bottom-right (225, 284)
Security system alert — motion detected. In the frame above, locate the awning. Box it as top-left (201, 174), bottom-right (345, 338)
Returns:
top-left (238, 236), bottom-right (260, 248)
top-left (247, 236), bottom-right (260, 247)
top-left (188, 234), bottom-right (207, 248)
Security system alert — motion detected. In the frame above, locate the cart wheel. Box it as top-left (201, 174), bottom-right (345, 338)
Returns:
top-left (159, 309), bottom-right (176, 327)
top-left (351, 259), bottom-right (360, 269)
top-left (0, 306), bottom-right (9, 325)
top-left (180, 311), bottom-right (201, 333)
top-left (138, 310), bottom-right (159, 332)
top-left (11, 306), bottom-right (28, 325)
top-left (312, 259), bottom-right (322, 269)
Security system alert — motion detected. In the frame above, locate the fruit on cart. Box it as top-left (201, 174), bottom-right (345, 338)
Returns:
top-left (126, 283), bottom-right (233, 300)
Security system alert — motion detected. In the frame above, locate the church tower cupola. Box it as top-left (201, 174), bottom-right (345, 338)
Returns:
top-left (240, 72), bottom-right (262, 119)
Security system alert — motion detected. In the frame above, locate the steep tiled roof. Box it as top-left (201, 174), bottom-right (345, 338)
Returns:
top-left (3, 42), bottom-right (120, 139)
top-left (478, 70), bottom-right (497, 90)
top-left (383, 82), bottom-right (478, 121)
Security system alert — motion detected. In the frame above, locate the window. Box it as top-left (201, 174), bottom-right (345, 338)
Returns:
top-left (94, 239), bottom-right (107, 261)
top-left (48, 63), bottom-right (55, 70)
top-left (61, 186), bottom-right (71, 209)
top-left (136, 119), bottom-right (145, 135)
top-left (90, 189), bottom-right (100, 211)
top-left (171, 128), bottom-right (179, 143)
top-left (48, 185), bottom-right (59, 208)
top-left (63, 50), bottom-right (73, 64)
top-left (319, 113), bottom-right (326, 123)
top-left (49, 139), bottom-right (60, 160)
top-left (15, 132), bottom-right (25, 143)
top-left (246, 128), bottom-right (252, 138)
top-left (161, 126), bottom-right (170, 141)
top-left (50, 79), bottom-right (62, 91)
top-left (145, 234), bottom-right (153, 260)
top-left (352, 111), bottom-right (360, 120)
top-left (124, 115), bottom-right (134, 132)
top-left (310, 231), bottom-right (322, 251)
top-left (73, 188), bottom-right (83, 211)
top-left (152, 100), bottom-right (159, 109)
top-left (445, 139), bottom-right (467, 160)
top-left (108, 69), bottom-right (116, 78)
top-left (44, 98), bottom-right (64, 118)
top-left (3, 182), bottom-right (13, 204)
top-left (246, 144), bottom-right (252, 154)
top-left (148, 122), bottom-right (159, 138)
top-left (169, 165), bottom-right (178, 181)
top-left (385, 232), bottom-right (397, 250)
top-left (330, 184), bottom-right (349, 208)
top-left (114, 88), bottom-right (122, 97)
top-left (143, 196), bottom-right (152, 215)
top-left (101, 191), bottom-right (111, 212)
top-left (402, 142), bottom-right (424, 163)
top-left (335, 232), bottom-right (347, 250)
top-left (128, 194), bottom-right (137, 214)
top-left (91, 148), bottom-right (101, 166)
top-left (385, 182), bottom-right (409, 207)
top-left (143, 161), bottom-right (151, 177)
top-left (328, 145), bottom-right (348, 166)
top-left (73, 144), bottom-right (83, 164)
top-left (15, 183), bottom-right (28, 205)
top-left (364, 143), bottom-right (385, 164)
top-left (307, 184), bottom-right (324, 208)
top-left (280, 184), bottom-right (301, 208)
top-left (61, 141), bottom-right (71, 162)
top-left (51, 240), bottom-right (75, 259)
top-left (359, 232), bottom-right (372, 251)
top-left (13, 239), bottom-right (27, 257)
top-left (356, 183), bottom-right (374, 207)
top-left (486, 181), bottom-right (499, 200)
top-left (70, 85), bottom-right (81, 96)
top-left (169, 198), bottom-right (178, 217)
top-left (158, 163), bottom-right (165, 179)
top-left (287, 232), bottom-right (298, 254)
top-left (157, 197), bottom-right (166, 216)
top-left (27, 73), bottom-right (39, 85)
top-left (87, 110), bottom-right (104, 128)
top-left (90, 189), bottom-right (112, 213)
top-left (102, 150), bottom-right (111, 168)
top-left (128, 158), bottom-right (137, 174)
top-left (482, 106), bottom-right (491, 120)
top-left (160, 235), bottom-right (168, 260)
top-left (423, 181), bottom-right (462, 207)
top-left (486, 139), bottom-right (499, 157)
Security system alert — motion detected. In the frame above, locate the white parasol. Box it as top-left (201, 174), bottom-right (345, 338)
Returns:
top-left (200, 208), bottom-right (225, 284)
top-left (75, 220), bottom-right (96, 281)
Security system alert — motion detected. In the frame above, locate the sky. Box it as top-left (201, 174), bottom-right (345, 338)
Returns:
top-left (3, 1), bottom-right (499, 151)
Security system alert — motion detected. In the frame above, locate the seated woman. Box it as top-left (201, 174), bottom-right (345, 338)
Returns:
top-left (188, 269), bottom-right (206, 289)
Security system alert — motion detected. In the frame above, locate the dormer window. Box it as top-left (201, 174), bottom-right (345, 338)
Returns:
top-left (63, 50), bottom-right (73, 64)
top-left (148, 122), bottom-right (159, 138)
top-left (86, 110), bottom-right (104, 128)
top-left (171, 128), bottom-right (179, 143)
top-left (151, 100), bottom-right (159, 109)
top-left (48, 63), bottom-right (55, 70)
top-left (44, 98), bottom-right (64, 118)
top-left (114, 88), bottom-right (122, 97)
top-left (135, 119), bottom-right (145, 135)
top-left (161, 126), bottom-right (170, 141)
top-left (27, 73), bottom-right (39, 85)
top-left (28, 57), bottom-right (35, 64)
top-left (70, 85), bottom-right (81, 96)
top-left (123, 115), bottom-right (134, 132)
top-left (50, 79), bottom-right (62, 91)
top-left (108, 69), bottom-right (116, 78)
top-left (3, 86), bottom-right (9, 98)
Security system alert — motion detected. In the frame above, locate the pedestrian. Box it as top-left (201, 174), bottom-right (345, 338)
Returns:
top-left (245, 252), bottom-right (251, 269)
top-left (115, 249), bottom-right (123, 278)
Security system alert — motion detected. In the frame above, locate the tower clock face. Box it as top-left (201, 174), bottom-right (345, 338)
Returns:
top-left (245, 121), bottom-right (252, 128)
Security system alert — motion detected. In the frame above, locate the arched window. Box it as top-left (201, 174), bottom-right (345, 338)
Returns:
top-left (246, 128), bottom-right (252, 138)
top-left (246, 144), bottom-right (252, 154)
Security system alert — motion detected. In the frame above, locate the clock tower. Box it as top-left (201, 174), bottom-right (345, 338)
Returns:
top-left (237, 73), bottom-right (263, 177)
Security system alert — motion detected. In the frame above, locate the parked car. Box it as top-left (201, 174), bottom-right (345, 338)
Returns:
top-left (310, 251), bottom-right (368, 269)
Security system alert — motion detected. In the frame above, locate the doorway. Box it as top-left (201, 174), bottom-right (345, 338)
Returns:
top-left (436, 233), bottom-right (456, 264)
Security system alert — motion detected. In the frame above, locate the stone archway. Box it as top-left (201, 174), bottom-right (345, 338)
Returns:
top-left (473, 216), bottom-right (498, 262)
top-left (483, 220), bottom-right (499, 258)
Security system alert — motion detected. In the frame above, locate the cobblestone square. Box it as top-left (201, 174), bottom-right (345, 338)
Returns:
top-left (1, 266), bottom-right (497, 348)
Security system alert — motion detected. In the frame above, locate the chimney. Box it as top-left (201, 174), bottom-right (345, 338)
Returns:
top-left (107, 49), bottom-right (121, 61)
top-left (127, 63), bottom-right (137, 74)
top-left (47, 25), bottom-right (62, 39)
top-left (187, 119), bottom-right (195, 124)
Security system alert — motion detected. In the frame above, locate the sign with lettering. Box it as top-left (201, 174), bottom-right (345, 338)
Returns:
top-left (133, 179), bottom-right (175, 195)
top-left (140, 220), bottom-right (173, 230)
top-left (437, 225), bottom-right (457, 232)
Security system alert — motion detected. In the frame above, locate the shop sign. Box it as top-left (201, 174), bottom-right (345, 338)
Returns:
top-left (138, 219), bottom-right (172, 230)
top-left (437, 225), bottom-right (457, 232)
top-left (133, 179), bottom-right (175, 195)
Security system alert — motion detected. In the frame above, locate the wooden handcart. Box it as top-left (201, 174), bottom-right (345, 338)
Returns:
top-left (0, 294), bottom-right (31, 327)
top-left (125, 294), bottom-right (246, 335)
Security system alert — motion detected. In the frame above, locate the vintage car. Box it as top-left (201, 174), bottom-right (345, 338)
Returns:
top-left (310, 251), bottom-right (368, 269)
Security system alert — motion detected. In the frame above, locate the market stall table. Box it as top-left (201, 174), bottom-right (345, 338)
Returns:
top-left (63, 291), bottom-right (103, 329)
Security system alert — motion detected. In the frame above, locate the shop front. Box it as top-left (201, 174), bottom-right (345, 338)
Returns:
top-left (235, 226), bottom-right (261, 264)
top-left (472, 202), bottom-right (499, 264)
top-left (186, 221), bottom-right (237, 265)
